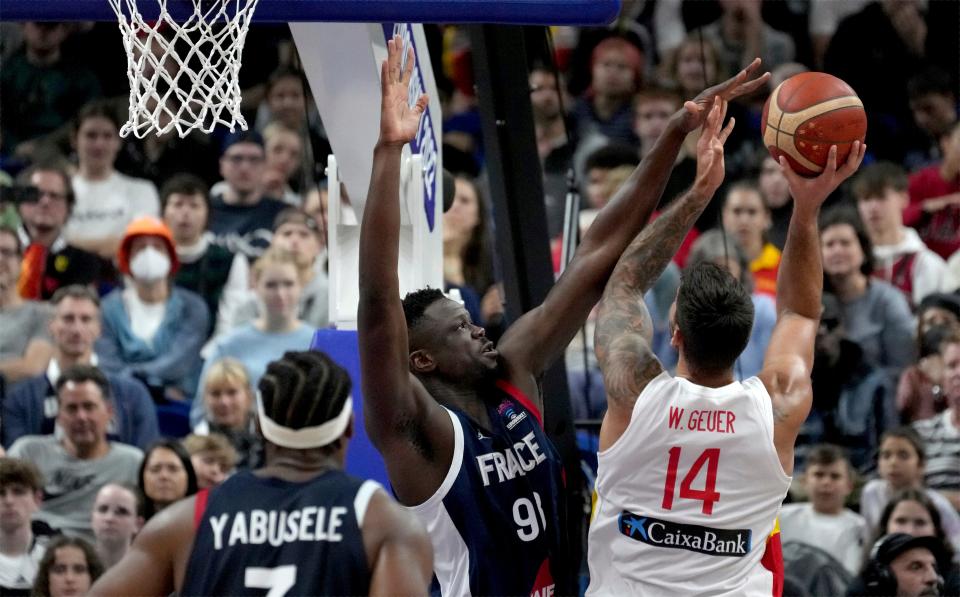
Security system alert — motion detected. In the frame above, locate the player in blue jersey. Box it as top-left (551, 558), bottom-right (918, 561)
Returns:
top-left (358, 35), bottom-right (770, 596)
top-left (89, 350), bottom-right (432, 597)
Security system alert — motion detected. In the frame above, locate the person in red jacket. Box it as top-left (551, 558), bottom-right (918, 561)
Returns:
top-left (906, 123), bottom-right (960, 260)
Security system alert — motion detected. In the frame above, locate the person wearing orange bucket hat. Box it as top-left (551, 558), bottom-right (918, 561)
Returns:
top-left (94, 217), bottom-right (209, 408)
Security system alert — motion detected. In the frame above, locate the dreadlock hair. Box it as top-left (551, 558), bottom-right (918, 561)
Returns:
top-left (258, 351), bottom-right (353, 452)
top-left (401, 288), bottom-right (446, 334)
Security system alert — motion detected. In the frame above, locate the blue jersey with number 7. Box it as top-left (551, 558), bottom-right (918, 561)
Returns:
top-left (181, 470), bottom-right (379, 596)
top-left (409, 379), bottom-right (566, 597)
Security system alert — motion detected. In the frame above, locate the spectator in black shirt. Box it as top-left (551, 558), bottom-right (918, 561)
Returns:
top-left (161, 174), bottom-right (237, 337)
top-left (207, 132), bottom-right (287, 261)
top-left (0, 22), bottom-right (101, 161)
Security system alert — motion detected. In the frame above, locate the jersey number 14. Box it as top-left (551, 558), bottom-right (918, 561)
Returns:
top-left (661, 447), bottom-right (721, 515)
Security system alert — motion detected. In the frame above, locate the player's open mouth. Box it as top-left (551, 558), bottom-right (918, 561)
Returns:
top-left (482, 342), bottom-right (497, 355)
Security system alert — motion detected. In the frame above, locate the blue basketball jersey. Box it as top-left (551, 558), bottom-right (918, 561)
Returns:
top-left (181, 469), bottom-right (379, 597)
top-left (410, 380), bottom-right (565, 597)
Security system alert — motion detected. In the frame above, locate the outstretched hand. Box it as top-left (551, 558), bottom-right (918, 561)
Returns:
top-left (692, 97), bottom-right (735, 198)
top-left (677, 57), bottom-right (770, 133)
top-left (779, 141), bottom-right (867, 212)
top-left (378, 35), bottom-right (429, 147)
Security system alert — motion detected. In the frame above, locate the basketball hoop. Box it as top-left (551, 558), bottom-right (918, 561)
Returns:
top-left (107, 0), bottom-right (260, 138)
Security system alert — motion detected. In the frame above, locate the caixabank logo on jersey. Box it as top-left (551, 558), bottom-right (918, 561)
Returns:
top-left (618, 511), bottom-right (752, 557)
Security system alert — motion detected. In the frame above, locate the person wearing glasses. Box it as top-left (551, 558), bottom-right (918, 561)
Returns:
top-left (207, 131), bottom-right (288, 262)
top-left (12, 162), bottom-right (117, 302)
top-left (0, 224), bottom-right (53, 386)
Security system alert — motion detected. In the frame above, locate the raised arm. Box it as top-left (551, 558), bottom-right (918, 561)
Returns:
top-left (357, 37), bottom-right (451, 504)
top-left (595, 99), bottom-right (734, 451)
top-left (498, 60), bottom-right (771, 387)
top-left (760, 142), bottom-right (866, 474)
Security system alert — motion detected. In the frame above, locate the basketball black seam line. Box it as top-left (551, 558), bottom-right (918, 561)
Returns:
top-left (781, 75), bottom-right (809, 106)
top-left (765, 125), bottom-right (863, 146)
top-left (767, 105), bottom-right (864, 144)
top-left (774, 92), bottom-right (786, 152)
top-left (773, 74), bottom-right (856, 149)
top-left (791, 103), bottom-right (865, 142)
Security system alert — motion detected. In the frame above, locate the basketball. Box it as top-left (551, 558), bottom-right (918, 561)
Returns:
top-left (761, 72), bottom-right (867, 177)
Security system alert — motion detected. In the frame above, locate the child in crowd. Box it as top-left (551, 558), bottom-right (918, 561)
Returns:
top-left (31, 536), bottom-right (103, 597)
top-left (779, 444), bottom-right (869, 575)
top-left (860, 427), bottom-right (960, 552)
top-left (873, 489), bottom-right (960, 582)
top-left (182, 433), bottom-right (237, 489)
top-left (0, 458), bottom-right (54, 596)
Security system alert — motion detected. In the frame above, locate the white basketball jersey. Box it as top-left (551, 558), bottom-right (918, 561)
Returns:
top-left (587, 372), bottom-right (791, 597)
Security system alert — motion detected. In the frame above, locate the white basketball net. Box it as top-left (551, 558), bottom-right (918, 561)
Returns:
top-left (108, 0), bottom-right (260, 138)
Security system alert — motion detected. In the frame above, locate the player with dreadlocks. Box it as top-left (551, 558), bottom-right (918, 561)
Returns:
top-left (89, 350), bottom-right (432, 597)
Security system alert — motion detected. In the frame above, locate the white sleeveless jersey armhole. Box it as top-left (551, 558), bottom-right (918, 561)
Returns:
top-left (597, 371), bottom-right (674, 460)
top-left (353, 480), bottom-right (384, 528)
top-left (741, 376), bottom-right (791, 481)
top-left (403, 408), bottom-right (471, 596)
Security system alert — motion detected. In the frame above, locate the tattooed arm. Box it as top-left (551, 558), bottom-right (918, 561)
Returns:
top-left (759, 142), bottom-right (866, 476)
top-left (595, 99), bottom-right (734, 452)
top-left (496, 60), bottom-right (769, 406)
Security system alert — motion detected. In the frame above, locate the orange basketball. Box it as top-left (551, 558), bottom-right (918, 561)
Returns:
top-left (761, 72), bottom-right (867, 177)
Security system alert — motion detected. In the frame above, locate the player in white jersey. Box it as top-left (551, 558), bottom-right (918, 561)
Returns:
top-left (586, 94), bottom-right (867, 596)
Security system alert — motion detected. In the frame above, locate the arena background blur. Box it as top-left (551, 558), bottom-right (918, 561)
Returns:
top-left (0, 1), bottom-right (959, 595)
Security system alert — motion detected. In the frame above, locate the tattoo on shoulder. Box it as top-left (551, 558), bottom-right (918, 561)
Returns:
top-left (609, 192), bottom-right (708, 295)
top-left (598, 333), bottom-right (662, 410)
top-left (595, 292), bottom-right (651, 362)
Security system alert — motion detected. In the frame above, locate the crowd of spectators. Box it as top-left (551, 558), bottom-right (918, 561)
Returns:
top-left (1, 1), bottom-right (958, 594)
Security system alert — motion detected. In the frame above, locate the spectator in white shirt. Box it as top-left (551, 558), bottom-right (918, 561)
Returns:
top-left (66, 101), bottom-right (159, 259)
top-left (854, 162), bottom-right (947, 310)
top-left (913, 331), bottom-right (960, 511)
top-left (779, 444), bottom-right (869, 575)
top-left (860, 427), bottom-right (960, 555)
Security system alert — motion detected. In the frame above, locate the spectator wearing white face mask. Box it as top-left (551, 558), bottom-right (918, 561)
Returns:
top-left (95, 217), bottom-right (209, 404)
